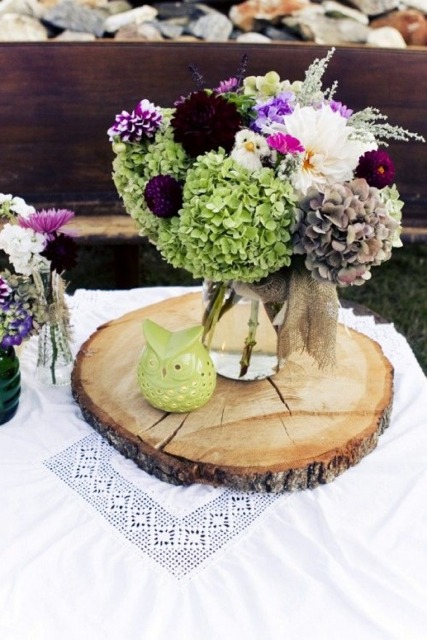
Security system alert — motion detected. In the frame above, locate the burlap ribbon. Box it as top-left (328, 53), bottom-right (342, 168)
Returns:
top-left (233, 268), bottom-right (339, 369)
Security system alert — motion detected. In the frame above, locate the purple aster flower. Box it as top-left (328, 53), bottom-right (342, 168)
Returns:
top-left (267, 132), bottom-right (304, 155)
top-left (355, 150), bottom-right (395, 189)
top-left (329, 101), bottom-right (353, 119)
top-left (0, 278), bottom-right (11, 305)
top-left (144, 175), bottom-right (183, 218)
top-left (18, 208), bottom-right (75, 239)
top-left (107, 99), bottom-right (162, 143)
top-left (252, 93), bottom-right (294, 132)
top-left (215, 77), bottom-right (239, 94)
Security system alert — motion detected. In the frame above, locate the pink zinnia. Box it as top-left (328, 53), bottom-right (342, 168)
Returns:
top-left (267, 133), bottom-right (304, 155)
top-left (18, 208), bottom-right (75, 239)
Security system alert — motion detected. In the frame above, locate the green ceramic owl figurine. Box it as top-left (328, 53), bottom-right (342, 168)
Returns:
top-left (137, 319), bottom-right (217, 413)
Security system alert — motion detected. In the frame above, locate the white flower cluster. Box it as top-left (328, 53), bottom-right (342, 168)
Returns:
top-left (0, 193), bottom-right (35, 219)
top-left (0, 223), bottom-right (47, 276)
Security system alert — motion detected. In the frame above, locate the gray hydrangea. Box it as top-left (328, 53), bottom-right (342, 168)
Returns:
top-left (293, 178), bottom-right (400, 286)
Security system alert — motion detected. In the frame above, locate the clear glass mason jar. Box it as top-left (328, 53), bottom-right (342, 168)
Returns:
top-left (202, 280), bottom-right (280, 381)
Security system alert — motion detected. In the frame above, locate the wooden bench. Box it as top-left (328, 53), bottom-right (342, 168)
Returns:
top-left (1, 42), bottom-right (426, 287)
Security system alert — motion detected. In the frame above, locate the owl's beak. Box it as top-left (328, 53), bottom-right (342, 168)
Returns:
top-left (244, 141), bottom-right (255, 152)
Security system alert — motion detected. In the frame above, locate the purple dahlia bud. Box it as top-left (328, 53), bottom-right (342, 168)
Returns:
top-left (144, 175), bottom-right (183, 218)
top-left (107, 99), bottom-right (162, 143)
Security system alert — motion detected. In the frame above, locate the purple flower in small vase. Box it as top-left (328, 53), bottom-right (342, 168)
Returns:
top-left (0, 278), bottom-right (11, 305)
top-left (18, 208), bottom-right (75, 240)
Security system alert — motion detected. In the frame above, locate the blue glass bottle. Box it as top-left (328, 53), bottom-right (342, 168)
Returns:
top-left (0, 346), bottom-right (21, 425)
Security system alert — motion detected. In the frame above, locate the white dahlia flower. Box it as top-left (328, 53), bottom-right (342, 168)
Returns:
top-left (267, 105), bottom-right (377, 195)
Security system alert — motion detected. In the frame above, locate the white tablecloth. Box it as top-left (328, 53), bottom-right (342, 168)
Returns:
top-left (1, 287), bottom-right (426, 640)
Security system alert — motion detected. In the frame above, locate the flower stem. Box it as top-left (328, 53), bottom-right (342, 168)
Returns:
top-left (239, 300), bottom-right (259, 378)
top-left (202, 282), bottom-right (227, 349)
top-left (49, 322), bottom-right (58, 385)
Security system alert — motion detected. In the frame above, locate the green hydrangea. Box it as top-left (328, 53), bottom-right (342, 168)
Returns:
top-left (156, 150), bottom-right (296, 283)
top-left (111, 109), bottom-right (190, 242)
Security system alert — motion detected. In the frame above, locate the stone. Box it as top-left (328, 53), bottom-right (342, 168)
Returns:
top-left (0, 11), bottom-right (48, 38)
top-left (346, 0), bottom-right (399, 17)
top-left (114, 20), bottom-right (164, 39)
top-left (366, 25), bottom-right (407, 46)
top-left (323, 0), bottom-right (368, 24)
top-left (103, 4), bottom-right (157, 33)
top-left (370, 9), bottom-right (427, 45)
top-left (0, 0), bottom-right (40, 17)
top-left (155, 19), bottom-right (184, 38)
top-left (262, 23), bottom-right (301, 38)
top-left (42, 0), bottom-right (106, 36)
top-left (54, 26), bottom-right (95, 37)
top-left (152, 2), bottom-right (206, 20)
top-left (105, 0), bottom-right (132, 15)
top-left (403, 0), bottom-right (427, 13)
top-left (283, 12), bottom-right (370, 43)
top-left (229, 0), bottom-right (310, 33)
top-left (235, 30), bottom-right (271, 41)
top-left (190, 11), bottom-right (233, 40)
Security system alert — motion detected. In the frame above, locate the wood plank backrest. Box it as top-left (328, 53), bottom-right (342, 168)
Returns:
top-left (1, 42), bottom-right (426, 226)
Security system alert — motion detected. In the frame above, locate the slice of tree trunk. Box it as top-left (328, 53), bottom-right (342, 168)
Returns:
top-left (72, 292), bottom-right (394, 493)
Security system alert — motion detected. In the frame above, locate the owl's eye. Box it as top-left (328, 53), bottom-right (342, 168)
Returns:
top-left (170, 355), bottom-right (192, 380)
top-left (142, 350), bottom-right (160, 372)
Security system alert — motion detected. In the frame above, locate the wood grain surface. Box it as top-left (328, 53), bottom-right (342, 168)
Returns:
top-left (72, 292), bottom-right (394, 492)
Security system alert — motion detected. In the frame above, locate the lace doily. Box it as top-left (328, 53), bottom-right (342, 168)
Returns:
top-left (45, 434), bottom-right (284, 579)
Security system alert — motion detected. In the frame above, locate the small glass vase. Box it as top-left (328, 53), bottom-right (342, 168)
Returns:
top-left (36, 319), bottom-right (73, 387)
top-left (34, 268), bottom-right (73, 387)
top-left (0, 346), bottom-right (21, 425)
top-left (202, 281), bottom-right (280, 381)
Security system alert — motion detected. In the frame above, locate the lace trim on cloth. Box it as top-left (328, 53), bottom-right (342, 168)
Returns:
top-left (44, 434), bottom-right (283, 580)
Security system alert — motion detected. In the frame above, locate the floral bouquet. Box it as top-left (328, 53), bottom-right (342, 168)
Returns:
top-left (0, 193), bottom-right (78, 385)
top-left (108, 49), bottom-right (423, 378)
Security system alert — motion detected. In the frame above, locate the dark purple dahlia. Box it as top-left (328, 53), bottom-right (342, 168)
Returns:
top-left (41, 234), bottom-right (78, 272)
top-left (355, 150), bottom-right (395, 189)
top-left (171, 91), bottom-right (242, 157)
top-left (144, 175), bottom-right (183, 218)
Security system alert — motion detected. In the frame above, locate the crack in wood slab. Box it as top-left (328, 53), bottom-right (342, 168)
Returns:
top-left (267, 377), bottom-right (292, 414)
top-left (153, 414), bottom-right (190, 451)
top-left (279, 415), bottom-right (297, 446)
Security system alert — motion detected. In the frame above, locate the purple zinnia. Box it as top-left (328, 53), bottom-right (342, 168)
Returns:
top-left (267, 132), bottom-right (304, 155)
top-left (144, 175), bottom-right (183, 218)
top-left (355, 150), bottom-right (395, 189)
top-left (171, 91), bottom-right (242, 157)
top-left (107, 99), bottom-right (162, 143)
top-left (18, 208), bottom-right (75, 239)
top-left (252, 93), bottom-right (294, 132)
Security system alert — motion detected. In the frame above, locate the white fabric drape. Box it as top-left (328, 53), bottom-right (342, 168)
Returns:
top-left (0, 287), bottom-right (426, 640)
